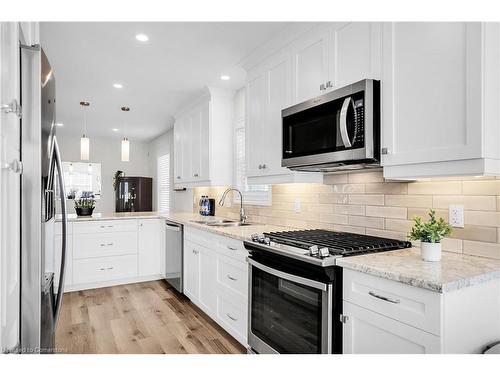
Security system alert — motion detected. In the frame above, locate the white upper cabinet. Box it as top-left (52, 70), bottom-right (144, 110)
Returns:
top-left (290, 29), bottom-right (330, 104)
top-left (174, 87), bottom-right (234, 188)
top-left (381, 22), bottom-right (500, 179)
top-left (333, 22), bottom-right (381, 88)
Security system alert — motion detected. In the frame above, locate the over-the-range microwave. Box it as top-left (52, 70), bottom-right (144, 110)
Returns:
top-left (281, 79), bottom-right (380, 173)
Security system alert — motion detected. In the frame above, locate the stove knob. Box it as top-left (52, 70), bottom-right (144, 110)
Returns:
top-left (319, 247), bottom-right (330, 258)
top-left (251, 234), bottom-right (260, 242)
top-left (264, 237), bottom-right (271, 245)
top-left (257, 234), bottom-right (266, 243)
top-left (308, 245), bottom-right (319, 256)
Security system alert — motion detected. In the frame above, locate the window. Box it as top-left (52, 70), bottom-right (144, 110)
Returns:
top-left (234, 122), bottom-right (272, 206)
top-left (59, 162), bottom-right (101, 199)
top-left (157, 153), bottom-right (170, 212)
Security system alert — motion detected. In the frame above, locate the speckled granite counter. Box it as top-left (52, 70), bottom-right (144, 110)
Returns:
top-left (56, 211), bottom-right (290, 242)
top-left (336, 248), bottom-right (500, 293)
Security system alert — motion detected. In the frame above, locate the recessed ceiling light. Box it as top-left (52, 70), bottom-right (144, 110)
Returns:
top-left (112, 128), bottom-right (119, 132)
top-left (56, 122), bottom-right (64, 127)
top-left (220, 75), bottom-right (230, 81)
top-left (135, 34), bottom-right (149, 42)
top-left (113, 83), bottom-right (123, 89)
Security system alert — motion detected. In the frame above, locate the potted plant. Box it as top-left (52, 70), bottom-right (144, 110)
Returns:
top-left (408, 209), bottom-right (452, 262)
top-left (74, 198), bottom-right (96, 217)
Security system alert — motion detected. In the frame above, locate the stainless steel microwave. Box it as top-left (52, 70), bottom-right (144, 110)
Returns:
top-left (281, 79), bottom-right (380, 173)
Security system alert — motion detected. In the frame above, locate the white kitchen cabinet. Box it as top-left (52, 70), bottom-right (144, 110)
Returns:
top-left (290, 27), bottom-right (330, 104)
top-left (245, 49), bottom-right (323, 185)
top-left (137, 219), bottom-right (162, 277)
top-left (183, 240), bottom-right (200, 302)
top-left (183, 227), bottom-right (248, 346)
top-left (343, 301), bottom-right (441, 354)
top-left (332, 22), bottom-right (381, 88)
top-left (381, 22), bottom-right (500, 179)
top-left (198, 246), bottom-right (217, 316)
top-left (174, 87), bottom-right (234, 188)
top-left (342, 269), bottom-right (500, 354)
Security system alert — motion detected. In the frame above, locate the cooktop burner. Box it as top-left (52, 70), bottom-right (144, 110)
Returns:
top-left (246, 229), bottom-right (412, 267)
top-left (264, 229), bottom-right (412, 256)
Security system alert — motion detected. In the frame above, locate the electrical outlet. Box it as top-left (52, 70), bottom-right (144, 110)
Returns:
top-left (449, 204), bottom-right (464, 228)
top-left (294, 198), bottom-right (301, 213)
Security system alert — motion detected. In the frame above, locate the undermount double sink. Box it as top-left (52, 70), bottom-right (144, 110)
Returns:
top-left (190, 219), bottom-right (252, 227)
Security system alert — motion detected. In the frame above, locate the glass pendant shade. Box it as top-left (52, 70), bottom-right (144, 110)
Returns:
top-left (80, 135), bottom-right (89, 160)
top-left (121, 138), bottom-right (129, 162)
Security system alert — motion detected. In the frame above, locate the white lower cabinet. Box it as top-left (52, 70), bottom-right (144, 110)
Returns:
top-left (58, 218), bottom-right (164, 292)
top-left (343, 301), bottom-right (440, 354)
top-left (342, 269), bottom-right (500, 354)
top-left (138, 219), bottom-right (162, 277)
top-left (184, 227), bottom-right (248, 346)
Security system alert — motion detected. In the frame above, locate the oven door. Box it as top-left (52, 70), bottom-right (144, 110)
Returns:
top-left (247, 258), bottom-right (332, 354)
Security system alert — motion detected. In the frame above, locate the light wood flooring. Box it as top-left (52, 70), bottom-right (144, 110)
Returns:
top-left (55, 280), bottom-right (246, 354)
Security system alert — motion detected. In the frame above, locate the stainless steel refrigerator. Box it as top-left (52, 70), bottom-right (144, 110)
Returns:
top-left (19, 43), bottom-right (67, 353)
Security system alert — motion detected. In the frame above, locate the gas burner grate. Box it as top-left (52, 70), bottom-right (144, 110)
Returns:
top-left (264, 229), bottom-right (411, 256)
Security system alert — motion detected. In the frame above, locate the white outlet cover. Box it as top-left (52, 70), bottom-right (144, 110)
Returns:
top-left (449, 204), bottom-right (464, 228)
top-left (294, 198), bottom-right (301, 213)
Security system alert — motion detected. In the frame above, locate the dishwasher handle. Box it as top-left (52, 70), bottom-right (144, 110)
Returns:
top-left (165, 222), bottom-right (182, 232)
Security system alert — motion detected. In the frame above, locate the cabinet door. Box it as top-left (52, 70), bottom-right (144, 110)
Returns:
top-left (343, 301), bottom-right (441, 354)
top-left (332, 22), bottom-right (381, 88)
top-left (183, 241), bottom-right (200, 302)
top-left (290, 29), bottom-right (329, 104)
top-left (198, 246), bottom-right (217, 315)
top-left (181, 115), bottom-right (192, 182)
top-left (190, 108), bottom-right (201, 181)
top-left (199, 101), bottom-right (210, 181)
top-left (381, 22), bottom-right (482, 168)
top-left (138, 219), bottom-right (161, 277)
top-left (173, 119), bottom-right (183, 183)
top-left (246, 71), bottom-right (267, 177)
top-left (264, 50), bottom-right (292, 176)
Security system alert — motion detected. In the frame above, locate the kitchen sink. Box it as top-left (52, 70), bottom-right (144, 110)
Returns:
top-left (189, 219), bottom-right (252, 227)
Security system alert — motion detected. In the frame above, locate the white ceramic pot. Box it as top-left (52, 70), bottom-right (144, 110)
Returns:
top-left (420, 242), bottom-right (442, 262)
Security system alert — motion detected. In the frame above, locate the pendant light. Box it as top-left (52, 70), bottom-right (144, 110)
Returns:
top-left (121, 106), bottom-right (130, 162)
top-left (80, 101), bottom-right (90, 160)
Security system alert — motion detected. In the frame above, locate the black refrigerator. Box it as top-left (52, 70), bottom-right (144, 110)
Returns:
top-left (115, 176), bottom-right (152, 212)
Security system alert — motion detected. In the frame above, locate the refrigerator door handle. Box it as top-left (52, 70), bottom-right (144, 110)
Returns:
top-left (52, 137), bottom-right (67, 324)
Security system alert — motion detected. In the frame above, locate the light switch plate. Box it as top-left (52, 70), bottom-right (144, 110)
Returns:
top-left (449, 204), bottom-right (464, 228)
top-left (294, 198), bottom-right (301, 213)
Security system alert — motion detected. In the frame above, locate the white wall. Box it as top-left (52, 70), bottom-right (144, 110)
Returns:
top-left (147, 129), bottom-right (193, 212)
top-left (56, 135), bottom-right (152, 213)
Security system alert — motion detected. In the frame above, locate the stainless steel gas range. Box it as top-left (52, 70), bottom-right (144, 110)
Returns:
top-left (244, 229), bottom-right (411, 354)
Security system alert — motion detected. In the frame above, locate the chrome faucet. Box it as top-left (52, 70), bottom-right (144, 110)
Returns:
top-left (219, 188), bottom-right (247, 224)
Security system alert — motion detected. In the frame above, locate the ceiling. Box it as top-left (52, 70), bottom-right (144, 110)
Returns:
top-left (40, 22), bottom-right (290, 142)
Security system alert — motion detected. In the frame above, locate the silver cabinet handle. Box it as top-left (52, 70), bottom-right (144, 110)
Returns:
top-left (319, 83), bottom-right (326, 91)
top-left (192, 249), bottom-right (199, 255)
top-left (107, 243), bottom-right (113, 246)
top-left (226, 313), bottom-right (238, 321)
top-left (177, 176), bottom-right (181, 179)
top-left (381, 147), bottom-right (389, 155)
top-left (262, 164), bottom-right (267, 169)
top-left (368, 291), bottom-right (400, 304)
top-left (227, 274), bottom-right (237, 281)
top-left (99, 267), bottom-right (114, 271)
top-left (326, 80), bottom-right (333, 88)
top-left (258, 164), bottom-right (262, 169)
top-left (193, 173), bottom-right (199, 177)
top-left (227, 245), bottom-right (237, 251)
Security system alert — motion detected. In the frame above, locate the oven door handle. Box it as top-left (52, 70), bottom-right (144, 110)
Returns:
top-left (247, 258), bottom-right (328, 291)
top-left (339, 96), bottom-right (356, 148)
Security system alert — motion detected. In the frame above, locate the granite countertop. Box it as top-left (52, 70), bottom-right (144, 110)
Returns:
top-left (56, 211), bottom-right (290, 242)
top-left (336, 248), bottom-right (500, 293)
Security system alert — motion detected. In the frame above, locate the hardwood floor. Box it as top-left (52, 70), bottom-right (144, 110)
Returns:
top-left (55, 280), bottom-right (246, 354)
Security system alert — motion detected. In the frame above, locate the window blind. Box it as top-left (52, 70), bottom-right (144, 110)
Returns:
top-left (157, 153), bottom-right (170, 212)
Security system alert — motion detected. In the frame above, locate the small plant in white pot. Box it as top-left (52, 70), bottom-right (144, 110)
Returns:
top-left (408, 209), bottom-right (452, 262)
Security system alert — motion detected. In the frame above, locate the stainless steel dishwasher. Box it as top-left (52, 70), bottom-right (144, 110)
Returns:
top-left (165, 221), bottom-right (183, 293)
